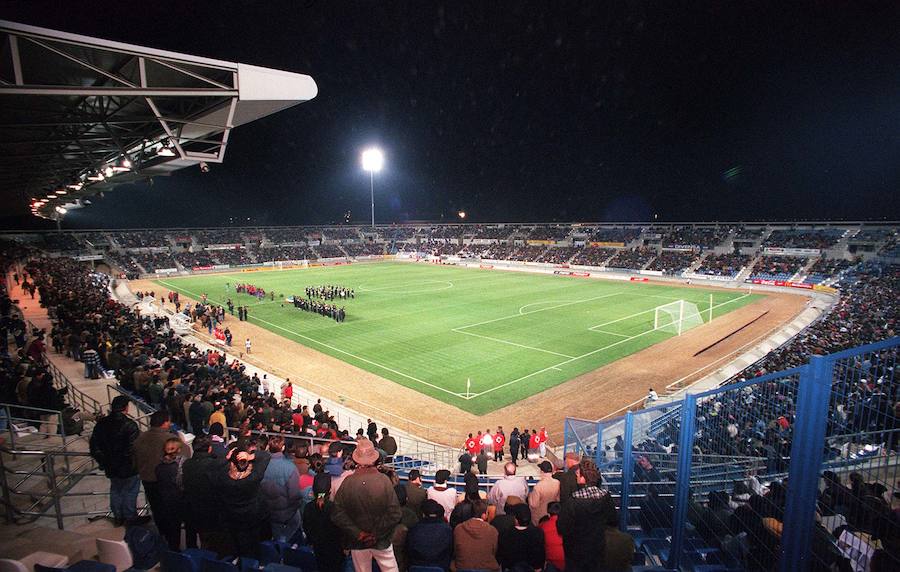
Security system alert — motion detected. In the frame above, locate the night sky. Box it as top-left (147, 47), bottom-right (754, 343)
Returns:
top-left (3, 1), bottom-right (900, 229)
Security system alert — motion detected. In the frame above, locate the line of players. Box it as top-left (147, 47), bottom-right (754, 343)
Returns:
top-left (305, 284), bottom-right (355, 301)
top-left (290, 295), bottom-right (346, 322)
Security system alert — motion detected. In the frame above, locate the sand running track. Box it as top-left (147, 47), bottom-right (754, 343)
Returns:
top-left (130, 275), bottom-right (808, 447)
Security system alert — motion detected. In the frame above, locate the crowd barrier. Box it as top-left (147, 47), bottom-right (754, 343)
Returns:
top-left (566, 336), bottom-right (900, 571)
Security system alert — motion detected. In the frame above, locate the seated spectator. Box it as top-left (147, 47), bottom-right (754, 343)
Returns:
top-left (407, 499), bottom-right (453, 571)
top-left (453, 499), bottom-right (500, 572)
top-left (496, 504), bottom-right (545, 571)
top-left (428, 469), bottom-right (458, 522)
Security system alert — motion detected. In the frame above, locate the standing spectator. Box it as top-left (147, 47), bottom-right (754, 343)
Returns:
top-left (82, 345), bottom-right (102, 379)
top-left (488, 462), bottom-right (529, 516)
top-left (427, 469), bottom-right (458, 522)
top-left (407, 499), bottom-right (453, 571)
top-left (557, 458), bottom-right (619, 572)
top-left (156, 437), bottom-right (187, 550)
top-left (245, 338), bottom-right (251, 354)
top-left (303, 473), bottom-right (345, 572)
top-left (26, 371), bottom-right (58, 436)
top-left (378, 427), bottom-right (398, 461)
top-left (497, 504), bottom-right (545, 571)
top-left (453, 499), bottom-right (500, 572)
top-left (554, 452), bottom-right (581, 504)
top-left (476, 448), bottom-right (490, 475)
top-left (529, 460), bottom-right (561, 525)
top-left (182, 436), bottom-right (225, 551)
top-left (509, 429), bottom-right (521, 466)
top-left (214, 446), bottom-right (269, 558)
top-left (539, 502), bottom-right (565, 571)
top-left (89, 396), bottom-right (140, 526)
top-left (261, 435), bottom-right (304, 542)
top-left (459, 449), bottom-right (474, 475)
top-left (404, 469), bottom-right (428, 517)
top-left (134, 411), bottom-right (191, 535)
top-left (367, 418), bottom-right (379, 442)
top-left (331, 438), bottom-right (403, 572)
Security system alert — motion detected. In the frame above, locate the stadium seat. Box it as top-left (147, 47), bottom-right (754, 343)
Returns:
top-left (182, 549), bottom-right (219, 569)
top-left (95, 539), bottom-right (133, 572)
top-left (409, 567), bottom-right (445, 572)
top-left (203, 560), bottom-right (240, 572)
top-left (162, 551), bottom-right (201, 572)
top-left (262, 565), bottom-right (301, 572)
top-left (258, 542), bottom-right (284, 566)
top-left (281, 548), bottom-right (316, 571)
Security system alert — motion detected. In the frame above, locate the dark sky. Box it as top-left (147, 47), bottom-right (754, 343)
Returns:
top-left (4, 1), bottom-right (900, 229)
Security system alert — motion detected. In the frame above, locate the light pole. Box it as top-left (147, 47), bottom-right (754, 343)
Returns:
top-left (361, 147), bottom-right (384, 228)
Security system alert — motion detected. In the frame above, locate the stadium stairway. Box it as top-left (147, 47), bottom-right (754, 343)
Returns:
top-left (733, 256), bottom-right (759, 283)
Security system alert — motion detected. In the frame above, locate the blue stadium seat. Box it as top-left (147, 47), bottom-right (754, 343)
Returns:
top-left (409, 567), bottom-right (445, 572)
top-left (162, 551), bottom-right (201, 572)
top-left (203, 559), bottom-right (240, 572)
top-left (258, 542), bottom-right (284, 566)
top-left (263, 565), bottom-right (302, 572)
top-left (240, 559), bottom-right (260, 572)
top-left (282, 547), bottom-right (316, 571)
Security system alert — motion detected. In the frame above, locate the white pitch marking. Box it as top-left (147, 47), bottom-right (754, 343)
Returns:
top-left (158, 281), bottom-right (466, 398)
top-left (456, 292), bottom-right (624, 331)
top-left (452, 329), bottom-right (577, 358)
top-left (587, 293), bottom-right (750, 331)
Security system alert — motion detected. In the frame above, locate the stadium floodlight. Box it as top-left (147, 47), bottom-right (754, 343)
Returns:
top-left (55, 206), bottom-right (66, 214)
top-left (68, 183), bottom-right (83, 190)
top-left (361, 147), bottom-right (384, 227)
top-left (157, 140), bottom-right (176, 157)
top-left (121, 157), bottom-right (132, 169)
top-left (458, 211), bottom-right (466, 219)
top-left (104, 166), bottom-right (114, 177)
top-left (56, 189), bottom-right (67, 195)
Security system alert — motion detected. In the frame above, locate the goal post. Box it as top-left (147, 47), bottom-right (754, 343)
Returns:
top-left (653, 299), bottom-right (704, 335)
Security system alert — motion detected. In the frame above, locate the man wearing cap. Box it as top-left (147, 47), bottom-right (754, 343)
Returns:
top-left (528, 461), bottom-right (561, 525)
top-left (89, 395), bottom-right (140, 526)
top-left (331, 438), bottom-right (403, 572)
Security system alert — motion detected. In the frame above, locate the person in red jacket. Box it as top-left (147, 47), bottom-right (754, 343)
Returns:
top-left (493, 427), bottom-right (506, 462)
top-left (529, 430), bottom-right (541, 462)
top-left (539, 502), bottom-right (565, 571)
top-left (465, 434), bottom-right (478, 457)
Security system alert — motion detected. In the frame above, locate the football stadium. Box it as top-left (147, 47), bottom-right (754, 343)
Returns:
top-left (1, 7), bottom-right (899, 572)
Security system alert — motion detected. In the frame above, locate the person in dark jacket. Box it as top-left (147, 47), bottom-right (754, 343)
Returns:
top-left (407, 499), bottom-right (453, 571)
top-left (404, 469), bottom-right (428, 517)
top-left (89, 395), bottom-right (140, 526)
top-left (182, 436), bottom-right (226, 551)
top-left (509, 428), bottom-right (521, 465)
top-left (156, 437), bottom-right (187, 550)
top-left (213, 445), bottom-right (270, 558)
top-left (497, 504), bottom-right (545, 571)
top-left (557, 458), bottom-right (618, 572)
top-left (303, 472), bottom-right (346, 572)
top-left (261, 435), bottom-right (304, 542)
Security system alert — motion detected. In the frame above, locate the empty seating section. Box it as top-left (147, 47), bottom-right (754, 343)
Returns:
top-left (764, 228), bottom-right (843, 249)
top-left (608, 247), bottom-right (657, 269)
top-left (662, 226), bottom-right (731, 249)
top-left (803, 258), bottom-right (854, 284)
top-left (749, 255), bottom-right (806, 281)
top-left (646, 250), bottom-right (698, 274)
top-left (695, 253), bottom-right (751, 277)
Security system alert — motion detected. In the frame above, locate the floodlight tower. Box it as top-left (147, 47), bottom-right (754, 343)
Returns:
top-left (361, 147), bottom-right (384, 228)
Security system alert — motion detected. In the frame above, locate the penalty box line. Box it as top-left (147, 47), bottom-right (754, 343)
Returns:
top-left (587, 292), bottom-right (752, 332)
top-left (158, 280), bottom-right (472, 400)
top-left (468, 292), bottom-right (753, 399)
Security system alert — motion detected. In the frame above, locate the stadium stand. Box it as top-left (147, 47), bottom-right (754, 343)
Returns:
top-left (173, 251), bottom-right (215, 269)
top-left (429, 226), bottom-right (464, 239)
top-left (323, 227), bottom-right (361, 240)
top-left (570, 246), bottom-right (618, 266)
top-left (646, 250), bottom-right (698, 274)
top-left (467, 225), bottom-right (512, 240)
top-left (536, 246), bottom-right (580, 264)
top-left (263, 227), bottom-right (307, 244)
top-left (193, 229), bottom-right (246, 245)
top-left (588, 227), bottom-right (642, 243)
top-left (733, 226), bottom-right (765, 241)
top-left (662, 226), bottom-right (732, 249)
top-left (749, 255), bottom-right (807, 281)
top-left (764, 228), bottom-right (844, 249)
top-left (527, 226), bottom-right (571, 241)
top-left (607, 247), bottom-right (657, 270)
top-left (110, 231), bottom-right (169, 249)
top-left (343, 243), bottom-right (385, 256)
top-left (257, 244), bottom-right (316, 261)
top-left (131, 252), bottom-right (178, 273)
top-left (211, 248), bottom-right (256, 266)
top-left (802, 258), bottom-right (854, 284)
top-left (694, 253), bottom-right (752, 278)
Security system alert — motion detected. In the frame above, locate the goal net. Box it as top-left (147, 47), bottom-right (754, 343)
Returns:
top-left (653, 300), bottom-right (704, 335)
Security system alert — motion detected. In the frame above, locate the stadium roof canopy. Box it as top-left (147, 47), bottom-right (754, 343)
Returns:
top-left (0, 20), bottom-right (317, 219)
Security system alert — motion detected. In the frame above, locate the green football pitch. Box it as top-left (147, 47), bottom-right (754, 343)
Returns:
top-left (156, 262), bottom-right (761, 414)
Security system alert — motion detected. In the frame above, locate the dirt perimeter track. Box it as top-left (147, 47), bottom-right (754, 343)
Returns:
top-left (131, 273), bottom-right (808, 446)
